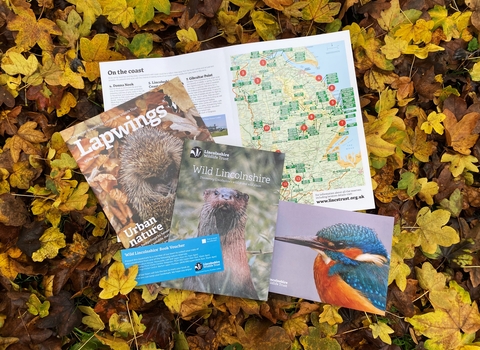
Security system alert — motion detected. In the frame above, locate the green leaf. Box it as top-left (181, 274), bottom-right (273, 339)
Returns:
top-left (398, 172), bottom-right (421, 197)
top-left (439, 188), bottom-right (463, 218)
top-left (50, 153), bottom-right (78, 169)
top-left (127, 33), bottom-right (153, 58)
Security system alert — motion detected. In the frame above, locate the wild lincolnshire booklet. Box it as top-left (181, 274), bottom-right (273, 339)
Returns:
top-left (99, 30), bottom-right (374, 211)
top-left (60, 77), bottom-right (214, 249)
top-left (271, 201), bottom-right (394, 315)
top-left (154, 139), bottom-right (286, 300)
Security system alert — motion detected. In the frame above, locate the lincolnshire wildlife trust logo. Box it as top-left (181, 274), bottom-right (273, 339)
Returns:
top-left (194, 262), bottom-right (203, 271)
top-left (190, 146), bottom-right (203, 158)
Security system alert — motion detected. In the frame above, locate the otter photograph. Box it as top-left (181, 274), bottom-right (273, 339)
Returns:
top-left (164, 139), bottom-right (285, 300)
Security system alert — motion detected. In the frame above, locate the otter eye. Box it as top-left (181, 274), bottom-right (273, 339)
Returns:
top-left (214, 190), bottom-right (219, 195)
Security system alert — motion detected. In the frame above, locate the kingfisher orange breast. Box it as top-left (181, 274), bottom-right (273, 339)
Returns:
top-left (312, 255), bottom-right (385, 314)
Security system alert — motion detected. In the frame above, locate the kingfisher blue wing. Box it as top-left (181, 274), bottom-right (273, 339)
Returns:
top-left (329, 257), bottom-right (390, 311)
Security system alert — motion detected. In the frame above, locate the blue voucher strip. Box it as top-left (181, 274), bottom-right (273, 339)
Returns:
top-left (121, 234), bottom-right (224, 285)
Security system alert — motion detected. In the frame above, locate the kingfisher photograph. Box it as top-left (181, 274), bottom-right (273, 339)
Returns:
top-left (270, 201), bottom-right (394, 315)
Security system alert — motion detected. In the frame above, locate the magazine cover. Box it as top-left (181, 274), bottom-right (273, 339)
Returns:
top-left (162, 139), bottom-right (285, 300)
top-left (270, 201), bottom-right (394, 315)
top-left (60, 77), bottom-right (214, 248)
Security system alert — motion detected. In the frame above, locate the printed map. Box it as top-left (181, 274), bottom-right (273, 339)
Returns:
top-left (229, 41), bottom-right (365, 204)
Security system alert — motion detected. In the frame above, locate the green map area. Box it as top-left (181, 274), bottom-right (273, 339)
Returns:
top-left (229, 44), bottom-right (365, 204)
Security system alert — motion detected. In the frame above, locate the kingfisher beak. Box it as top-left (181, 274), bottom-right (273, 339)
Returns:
top-left (275, 236), bottom-right (329, 250)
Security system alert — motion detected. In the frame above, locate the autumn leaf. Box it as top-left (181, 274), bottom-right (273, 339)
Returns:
top-left (9, 160), bottom-right (35, 190)
top-left (0, 247), bottom-right (22, 280)
top-left (127, 33), bottom-right (153, 57)
top-left (109, 311), bottom-right (145, 337)
top-left (363, 114), bottom-right (396, 158)
top-left (415, 262), bottom-right (447, 292)
top-left (128, 0), bottom-right (171, 27)
top-left (26, 294), bottom-right (50, 318)
top-left (417, 178), bottom-right (439, 206)
top-left (80, 34), bottom-right (125, 81)
top-left (101, 0), bottom-right (135, 29)
top-left (283, 316), bottom-right (309, 340)
top-left (230, 0), bottom-right (257, 20)
top-left (377, 0), bottom-right (420, 31)
top-left (50, 152), bottom-right (78, 169)
top-left (402, 43), bottom-right (445, 59)
top-left (443, 110), bottom-right (480, 155)
top-left (388, 227), bottom-right (417, 291)
top-left (85, 212), bottom-right (108, 236)
top-left (415, 207), bottom-right (459, 254)
top-left (441, 153), bottom-right (479, 177)
top-left (439, 188), bottom-right (463, 218)
top-left (78, 305), bottom-right (105, 331)
top-left (99, 261), bottom-right (138, 299)
top-left (401, 126), bottom-right (435, 163)
top-left (406, 281), bottom-right (480, 349)
top-left (95, 334), bottom-right (131, 350)
top-left (251, 10), bottom-right (281, 41)
top-left (7, 8), bottom-right (62, 52)
top-left (32, 226), bottom-right (67, 262)
top-left (175, 28), bottom-right (201, 53)
top-left (470, 62), bottom-right (480, 81)
top-left (299, 324), bottom-right (341, 350)
top-left (56, 92), bottom-right (77, 117)
top-left (319, 305), bottom-right (343, 326)
top-left (428, 5), bottom-right (472, 41)
top-left (302, 0), bottom-right (341, 23)
top-left (398, 172), bottom-right (421, 197)
top-left (369, 322), bottom-right (394, 344)
top-left (57, 181), bottom-right (90, 211)
top-left (56, 9), bottom-right (83, 48)
top-left (380, 35), bottom-right (408, 60)
top-left (421, 111), bottom-right (446, 135)
top-left (4, 121), bottom-right (47, 163)
top-left (67, 0), bottom-right (102, 36)
top-left (1, 51), bottom-right (39, 77)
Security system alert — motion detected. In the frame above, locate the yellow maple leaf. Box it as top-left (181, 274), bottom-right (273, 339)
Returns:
top-left (370, 322), bottom-right (394, 344)
top-left (78, 305), bottom-right (105, 331)
top-left (0, 168), bottom-right (10, 195)
top-left (4, 121), bottom-right (47, 163)
top-left (363, 114), bottom-right (396, 158)
top-left (9, 160), bottom-right (35, 189)
top-left (251, 10), bottom-right (281, 41)
top-left (56, 92), bottom-right (77, 117)
top-left (84, 212), bottom-right (108, 236)
top-left (57, 181), bottom-right (90, 211)
top-left (102, 0), bottom-right (135, 28)
top-left (127, 0), bottom-right (171, 27)
top-left (99, 261), bottom-right (138, 299)
top-left (412, 19), bottom-right (435, 44)
top-left (1, 51), bottom-right (39, 77)
top-left (402, 43), bottom-right (445, 59)
top-left (441, 153), bottom-right (479, 177)
top-left (80, 34), bottom-right (125, 81)
top-left (163, 289), bottom-right (195, 314)
top-left (381, 35), bottom-right (408, 60)
top-left (319, 305), bottom-right (343, 326)
top-left (175, 27), bottom-right (201, 53)
top-left (67, 0), bottom-right (102, 36)
top-left (32, 226), bottom-right (67, 262)
top-left (302, 0), bottom-right (341, 23)
top-left (406, 282), bottom-right (480, 349)
top-left (95, 334), bottom-right (131, 350)
top-left (283, 316), bottom-right (308, 340)
top-left (421, 111), bottom-right (446, 135)
top-left (417, 178), bottom-right (439, 205)
top-left (415, 262), bottom-right (447, 292)
top-left (7, 8), bottom-right (62, 52)
top-left (0, 247), bottom-right (20, 280)
top-left (415, 207), bottom-right (459, 255)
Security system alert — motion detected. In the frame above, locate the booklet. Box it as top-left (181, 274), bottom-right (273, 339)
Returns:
top-left (99, 31), bottom-right (374, 211)
top-left (159, 139), bottom-right (285, 300)
top-left (270, 201), bottom-right (394, 315)
top-left (60, 77), bottom-right (214, 248)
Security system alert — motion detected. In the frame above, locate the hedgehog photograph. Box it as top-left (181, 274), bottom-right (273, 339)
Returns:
top-left (118, 127), bottom-right (183, 240)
